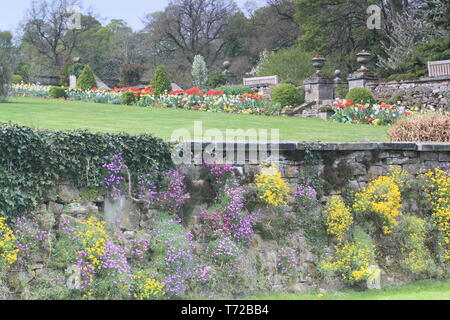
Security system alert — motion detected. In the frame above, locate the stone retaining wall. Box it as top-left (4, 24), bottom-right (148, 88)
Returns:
top-left (369, 76), bottom-right (450, 111)
top-left (37, 142), bottom-right (449, 293)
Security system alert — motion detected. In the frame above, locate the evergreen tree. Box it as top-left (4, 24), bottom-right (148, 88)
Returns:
top-left (192, 55), bottom-right (208, 89)
top-left (77, 65), bottom-right (97, 91)
top-left (151, 65), bottom-right (172, 96)
top-left (0, 31), bottom-right (13, 102)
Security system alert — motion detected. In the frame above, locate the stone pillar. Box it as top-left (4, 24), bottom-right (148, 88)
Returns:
top-left (303, 55), bottom-right (334, 106)
top-left (69, 75), bottom-right (77, 88)
top-left (347, 51), bottom-right (379, 90)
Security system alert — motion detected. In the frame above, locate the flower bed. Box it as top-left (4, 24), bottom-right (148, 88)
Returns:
top-left (331, 98), bottom-right (413, 125)
top-left (11, 84), bottom-right (280, 116)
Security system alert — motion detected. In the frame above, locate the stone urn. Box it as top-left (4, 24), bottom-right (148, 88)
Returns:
top-left (356, 51), bottom-right (371, 72)
top-left (312, 56), bottom-right (326, 74)
top-left (223, 60), bottom-right (236, 85)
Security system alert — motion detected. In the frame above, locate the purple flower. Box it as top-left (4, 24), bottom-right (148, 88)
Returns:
top-left (102, 153), bottom-right (128, 200)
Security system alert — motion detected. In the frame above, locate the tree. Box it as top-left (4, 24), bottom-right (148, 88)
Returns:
top-left (120, 63), bottom-right (144, 86)
top-left (295, 0), bottom-right (384, 73)
top-left (378, 0), bottom-right (450, 71)
top-left (208, 70), bottom-right (227, 88)
top-left (77, 65), bottom-right (96, 90)
top-left (21, 0), bottom-right (86, 80)
top-left (251, 47), bottom-right (334, 85)
top-left (0, 31), bottom-right (14, 101)
top-left (192, 55), bottom-right (208, 88)
top-left (143, 0), bottom-right (238, 66)
top-left (151, 66), bottom-right (172, 96)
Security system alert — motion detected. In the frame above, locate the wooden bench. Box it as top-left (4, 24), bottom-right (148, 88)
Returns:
top-left (243, 75), bottom-right (279, 88)
top-left (428, 60), bottom-right (450, 77)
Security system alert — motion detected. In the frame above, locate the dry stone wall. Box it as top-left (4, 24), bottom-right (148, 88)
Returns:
top-left (369, 76), bottom-right (450, 112)
top-left (37, 142), bottom-right (450, 293)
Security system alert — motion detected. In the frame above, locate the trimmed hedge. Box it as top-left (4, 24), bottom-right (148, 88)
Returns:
top-left (216, 85), bottom-right (253, 96)
top-left (0, 123), bottom-right (173, 219)
top-left (49, 86), bottom-right (68, 99)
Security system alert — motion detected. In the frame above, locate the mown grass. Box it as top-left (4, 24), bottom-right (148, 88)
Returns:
top-left (0, 97), bottom-right (388, 142)
top-left (245, 279), bottom-right (450, 300)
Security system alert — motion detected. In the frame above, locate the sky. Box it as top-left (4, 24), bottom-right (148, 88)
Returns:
top-left (0, 0), bottom-right (265, 33)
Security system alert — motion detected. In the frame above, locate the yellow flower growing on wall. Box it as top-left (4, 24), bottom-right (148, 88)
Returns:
top-left (0, 217), bottom-right (19, 268)
top-left (353, 176), bottom-right (402, 234)
top-left (324, 196), bottom-right (353, 242)
top-left (320, 240), bottom-right (376, 283)
top-left (255, 164), bottom-right (290, 207)
top-left (132, 271), bottom-right (165, 300)
top-left (420, 168), bottom-right (450, 260)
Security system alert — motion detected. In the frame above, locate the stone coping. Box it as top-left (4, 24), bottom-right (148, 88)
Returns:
top-left (370, 75), bottom-right (450, 85)
top-left (176, 141), bottom-right (450, 152)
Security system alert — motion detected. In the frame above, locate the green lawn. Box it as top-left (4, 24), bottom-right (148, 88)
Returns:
top-left (0, 97), bottom-right (388, 142)
top-left (245, 279), bottom-right (450, 300)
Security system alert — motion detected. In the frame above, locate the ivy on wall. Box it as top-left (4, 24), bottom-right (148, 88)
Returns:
top-left (0, 123), bottom-right (173, 219)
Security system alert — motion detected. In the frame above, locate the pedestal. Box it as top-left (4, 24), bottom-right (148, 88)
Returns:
top-left (347, 72), bottom-right (378, 90)
top-left (303, 75), bottom-right (335, 106)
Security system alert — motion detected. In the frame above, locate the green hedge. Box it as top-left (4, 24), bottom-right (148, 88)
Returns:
top-left (0, 123), bottom-right (173, 219)
top-left (49, 86), bottom-right (68, 99)
top-left (216, 85), bottom-right (253, 96)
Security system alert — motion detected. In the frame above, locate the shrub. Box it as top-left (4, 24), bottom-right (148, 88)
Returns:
top-left (254, 164), bottom-right (290, 207)
top-left (120, 63), bottom-right (144, 86)
top-left (271, 83), bottom-right (302, 107)
top-left (353, 176), bottom-right (402, 234)
top-left (0, 123), bottom-right (173, 220)
top-left (150, 213), bottom-right (196, 297)
top-left (320, 228), bottom-right (376, 284)
top-left (388, 114), bottom-right (450, 142)
top-left (208, 70), bottom-right (227, 88)
top-left (397, 216), bottom-right (435, 274)
top-left (67, 63), bottom-right (85, 78)
top-left (151, 65), bottom-right (172, 96)
top-left (192, 55), bottom-right (208, 89)
top-left (77, 65), bottom-right (97, 91)
top-left (254, 47), bottom-right (334, 85)
top-left (49, 86), bottom-right (68, 99)
top-left (216, 85), bottom-right (253, 96)
top-left (345, 87), bottom-right (376, 105)
top-left (419, 167), bottom-right (450, 261)
top-left (11, 75), bottom-right (23, 84)
top-left (324, 196), bottom-right (353, 242)
top-left (120, 91), bottom-right (139, 105)
top-left (0, 217), bottom-right (18, 270)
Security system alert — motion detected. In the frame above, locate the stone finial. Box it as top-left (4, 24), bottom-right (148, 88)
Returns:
top-left (223, 60), bottom-right (236, 85)
top-left (223, 60), bottom-right (232, 71)
top-left (334, 69), bottom-right (342, 83)
top-left (356, 50), bottom-right (371, 72)
top-left (312, 55), bottom-right (326, 74)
